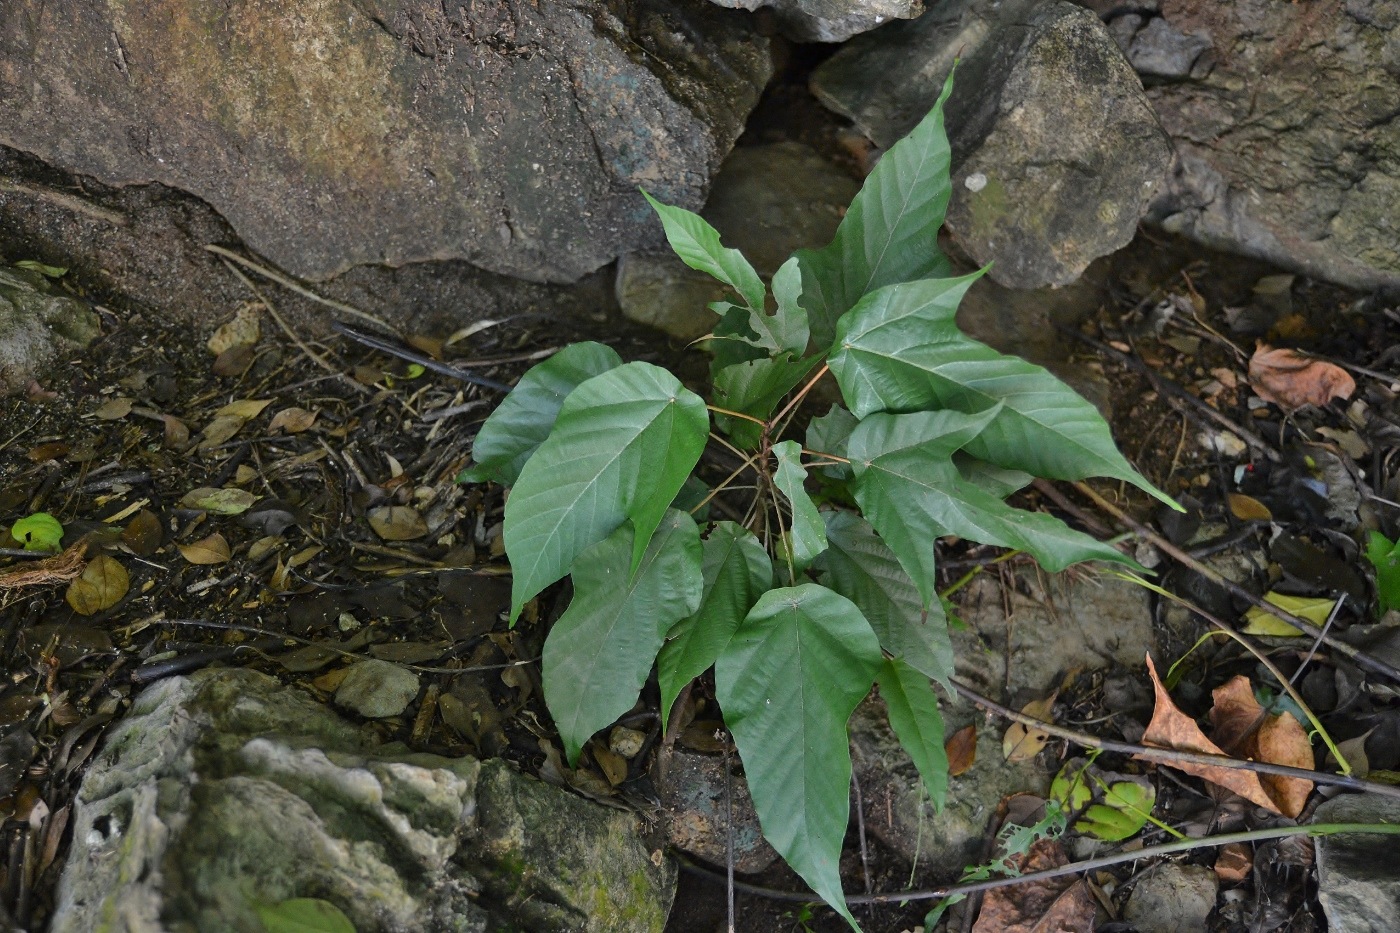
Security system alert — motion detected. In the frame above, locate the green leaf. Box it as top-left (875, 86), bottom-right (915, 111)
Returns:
top-left (1367, 531), bottom-right (1400, 615)
top-left (795, 70), bottom-right (957, 349)
top-left (255, 898), bottom-right (356, 933)
top-left (9, 512), bottom-right (63, 553)
top-left (806, 405), bottom-right (859, 480)
top-left (846, 407), bottom-right (1002, 462)
top-left (716, 584), bottom-right (882, 929)
top-left (1050, 762), bottom-right (1093, 811)
top-left (1077, 782), bottom-right (1154, 842)
top-left (878, 657), bottom-right (949, 810)
top-left (503, 361), bottom-right (709, 622)
top-left (462, 342), bottom-right (623, 485)
top-left (643, 190), bottom-right (766, 313)
top-left (830, 275), bottom-right (1176, 508)
top-left (772, 441), bottom-right (827, 574)
top-left (817, 511), bottom-right (954, 690)
top-left (955, 454), bottom-right (1033, 499)
top-left (15, 259), bottom-right (67, 278)
top-left (849, 438), bottom-right (1137, 607)
top-left (712, 354), bottom-right (820, 449)
top-left (658, 522), bottom-right (772, 725)
top-left (671, 474), bottom-right (713, 522)
top-left (543, 510), bottom-right (703, 764)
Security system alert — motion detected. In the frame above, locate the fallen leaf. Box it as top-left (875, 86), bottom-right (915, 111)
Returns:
top-left (206, 304), bottom-right (262, 356)
top-left (1227, 493), bottom-right (1272, 522)
top-left (592, 745), bottom-right (629, 786)
top-left (1208, 677), bottom-right (1314, 818)
top-left (367, 505), bottom-right (428, 541)
top-left (971, 838), bottom-right (1096, 933)
top-left (121, 510), bottom-right (164, 556)
top-left (26, 441), bottom-right (70, 462)
top-left (1316, 426), bottom-right (1369, 460)
top-left (211, 344), bottom-right (254, 377)
top-left (269, 407), bottom-right (317, 434)
top-left (161, 415), bottom-right (190, 449)
top-left (1139, 656), bottom-right (1310, 817)
top-left (10, 513), bottom-right (64, 553)
top-left (179, 533), bottom-right (231, 565)
top-left (1003, 694), bottom-right (1056, 763)
top-left (65, 555), bottom-right (130, 615)
top-left (179, 487), bottom-right (259, 515)
top-left (1215, 842), bottom-right (1253, 883)
top-left (1249, 345), bottom-right (1355, 410)
top-left (93, 397), bottom-right (133, 421)
top-left (1327, 730), bottom-right (1372, 777)
top-left (946, 724), bottom-right (978, 777)
top-left (197, 414), bottom-right (246, 449)
top-left (255, 897), bottom-right (355, 933)
top-left (215, 398), bottom-right (273, 420)
top-left (247, 535), bottom-right (284, 562)
top-left (1243, 592), bottom-right (1338, 637)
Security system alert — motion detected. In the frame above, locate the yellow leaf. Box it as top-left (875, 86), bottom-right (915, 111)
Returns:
top-left (1003, 694), bottom-right (1056, 762)
top-left (215, 399), bottom-right (273, 420)
top-left (65, 555), bottom-right (130, 615)
top-left (1227, 493), bottom-right (1272, 522)
top-left (1243, 592), bottom-right (1337, 637)
top-left (179, 533), bottom-right (231, 565)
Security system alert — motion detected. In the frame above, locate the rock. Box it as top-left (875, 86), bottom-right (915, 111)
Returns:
top-left (659, 748), bottom-right (779, 873)
top-left (0, 1), bottom-right (771, 284)
top-left (1314, 792), bottom-right (1400, 933)
top-left (51, 669), bottom-right (675, 933)
top-left (334, 659), bottom-right (422, 718)
top-left (811, 0), bottom-right (1172, 289)
top-left (618, 141), bottom-right (858, 340)
top-left (1123, 862), bottom-right (1218, 933)
top-left (1133, 0), bottom-right (1400, 291)
top-left (708, 0), bottom-right (923, 43)
top-left (0, 264), bottom-right (100, 394)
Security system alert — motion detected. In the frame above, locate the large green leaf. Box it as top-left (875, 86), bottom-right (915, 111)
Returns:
top-left (846, 407), bottom-right (1002, 462)
top-left (543, 510), bottom-right (703, 763)
top-left (955, 453), bottom-right (1033, 499)
top-left (772, 441), bottom-right (827, 574)
top-left (829, 275), bottom-right (1176, 507)
top-left (504, 362), bottom-right (709, 622)
top-left (878, 657), bottom-right (949, 810)
top-left (461, 342), bottom-right (622, 485)
top-left (712, 354), bottom-right (820, 449)
top-left (644, 191), bottom-right (766, 313)
top-left (806, 404), bottom-right (859, 480)
top-left (716, 584), bottom-right (882, 929)
top-left (657, 522), bottom-right (772, 725)
top-left (255, 898), bottom-right (356, 933)
top-left (796, 71), bottom-right (956, 349)
top-left (817, 511), bottom-right (953, 690)
top-left (849, 442), bottom-right (1137, 606)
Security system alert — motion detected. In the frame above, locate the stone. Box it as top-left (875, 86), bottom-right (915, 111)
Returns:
top-left (1314, 792), bottom-right (1400, 933)
top-left (1133, 0), bottom-right (1400, 291)
top-left (0, 264), bottom-right (100, 394)
top-left (659, 748), bottom-right (778, 873)
top-left (0, 0), bottom-right (771, 284)
top-left (811, 0), bottom-right (1172, 289)
top-left (708, 0), bottom-right (923, 43)
top-left (334, 659), bottom-right (422, 718)
top-left (618, 141), bottom-right (858, 340)
top-left (51, 669), bottom-right (675, 933)
top-left (1123, 862), bottom-right (1218, 933)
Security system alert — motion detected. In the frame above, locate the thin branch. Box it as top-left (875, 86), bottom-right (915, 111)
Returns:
top-left (771, 363), bottom-right (830, 430)
top-left (708, 405), bottom-right (767, 426)
top-left (206, 244), bottom-right (401, 336)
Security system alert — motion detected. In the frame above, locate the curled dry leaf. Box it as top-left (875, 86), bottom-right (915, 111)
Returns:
top-left (1003, 694), bottom-right (1056, 763)
top-left (1139, 656), bottom-right (1311, 817)
top-left (268, 407), bottom-right (317, 434)
top-left (1248, 345), bottom-right (1355, 410)
top-left (206, 303), bottom-right (262, 356)
top-left (1215, 842), bottom-right (1253, 883)
top-left (161, 415), bottom-right (190, 449)
top-left (93, 397), bottom-right (133, 421)
top-left (179, 533), bottom-right (231, 565)
top-left (65, 555), bottom-right (130, 615)
top-left (368, 505), bottom-right (428, 541)
top-left (971, 838), bottom-right (1096, 933)
top-left (945, 724), bottom-right (978, 776)
top-left (1209, 676), bottom-right (1313, 818)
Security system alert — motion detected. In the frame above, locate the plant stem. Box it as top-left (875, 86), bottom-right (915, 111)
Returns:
top-left (770, 363), bottom-right (830, 432)
top-left (708, 405), bottom-right (767, 426)
top-left (691, 455), bottom-right (761, 517)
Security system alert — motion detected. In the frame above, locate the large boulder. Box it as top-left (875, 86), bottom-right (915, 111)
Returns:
top-left (0, 0), bottom-right (771, 284)
top-left (1117, 0), bottom-right (1400, 291)
top-left (708, 0), bottom-right (923, 43)
top-left (811, 0), bottom-right (1173, 289)
top-left (51, 669), bottom-right (675, 933)
top-left (0, 264), bottom-right (100, 395)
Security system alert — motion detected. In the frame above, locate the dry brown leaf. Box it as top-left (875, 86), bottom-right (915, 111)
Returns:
top-left (1139, 657), bottom-right (1295, 815)
top-left (971, 838), bottom-right (1096, 933)
top-left (1215, 842), bottom-right (1253, 883)
top-left (161, 414), bottom-right (190, 449)
top-left (269, 406), bottom-right (318, 434)
top-left (197, 414), bottom-right (246, 449)
top-left (946, 724), bottom-right (978, 776)
top-left (211, 344), bottom-right (254, 377)
top-left (93, 397), bottom-right (133, 421)
top-left (206, 304), bottom-right (262, 355)
top-left (179, 533), bottom-right (231, 565)
top-left (1248, 345), bottom-right (1355, 410)
top-left (215, 398), bottom-right (273, 420)
top-left (593, 745), bottom-right (629, 787)
top-left (1209, 676), bottom-right (1314, 817)
top-left (368, 505), bottom-right (428, 541)
top-left (65, 555), bottom-right (130, 615)
top-left (121, 509), bottom-right (164, 556)
top-left (1003, 694), bottom-right (1056, 763)
top-left (26, 441), bottom-right (70, 462)
top-left (1227, 493), bottom-right (1272, 522)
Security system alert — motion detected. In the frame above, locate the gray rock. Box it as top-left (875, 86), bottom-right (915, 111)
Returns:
top-left (708, 0), bottom-right (923, 43)
top-left (51, 669), bottom-right (675, 933)
top-left (1138, 0), bottom-right (1400, 291)
top-left (618, 141), bottom-right (859, 340)
top-left (1123, 862), bottom-right (1218, 933)
top-left (659, 748), bottom-right (778, 873)
top-left (0, 1), bottom-right (771, 284)
top-left (335, 659), bottom-right (422, 718)
top-left (1315, 793), bottom-right (1400, 933)
top-left (812, 1), bottom-right (1172, 288)
top-left (1126, 15), bottom-right (1212, 79)
top-left (0, 264), bottom-right (100, 394)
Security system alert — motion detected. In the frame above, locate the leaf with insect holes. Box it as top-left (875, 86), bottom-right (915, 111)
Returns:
top-left (10, 512), bottom-right (63, 553)
top-left (503, 361), bottom-right (708, 623)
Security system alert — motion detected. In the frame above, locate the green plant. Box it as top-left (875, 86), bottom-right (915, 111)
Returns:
top-left (458, 71), bottom-right (1172, 927)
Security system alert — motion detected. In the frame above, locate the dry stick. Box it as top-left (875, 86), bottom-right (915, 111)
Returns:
top-left (1071, 480), bottom-right (1400, 685)
top-left (949, 677), bottom-right (1400, 801)
top-left (677, 822), bottom-right (1400, 907)
top-left (205, 244), bottom-right (401, 336)
top-left (330, 320), bottom-right (514, 393)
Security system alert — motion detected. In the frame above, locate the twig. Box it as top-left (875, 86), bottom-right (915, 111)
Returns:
top-left (676, 822), bottom-right (1400, 906)
top-left (851, 767), bottom-right (873, 898)
top-left (331, 321), bottom-right (513, 393)
top-left (950, 677), bottom-right (1400, 800)
top-left (205, 244), bottom-right (400, 335)
top-left (1071, 480), bottom-right (1400, 685)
